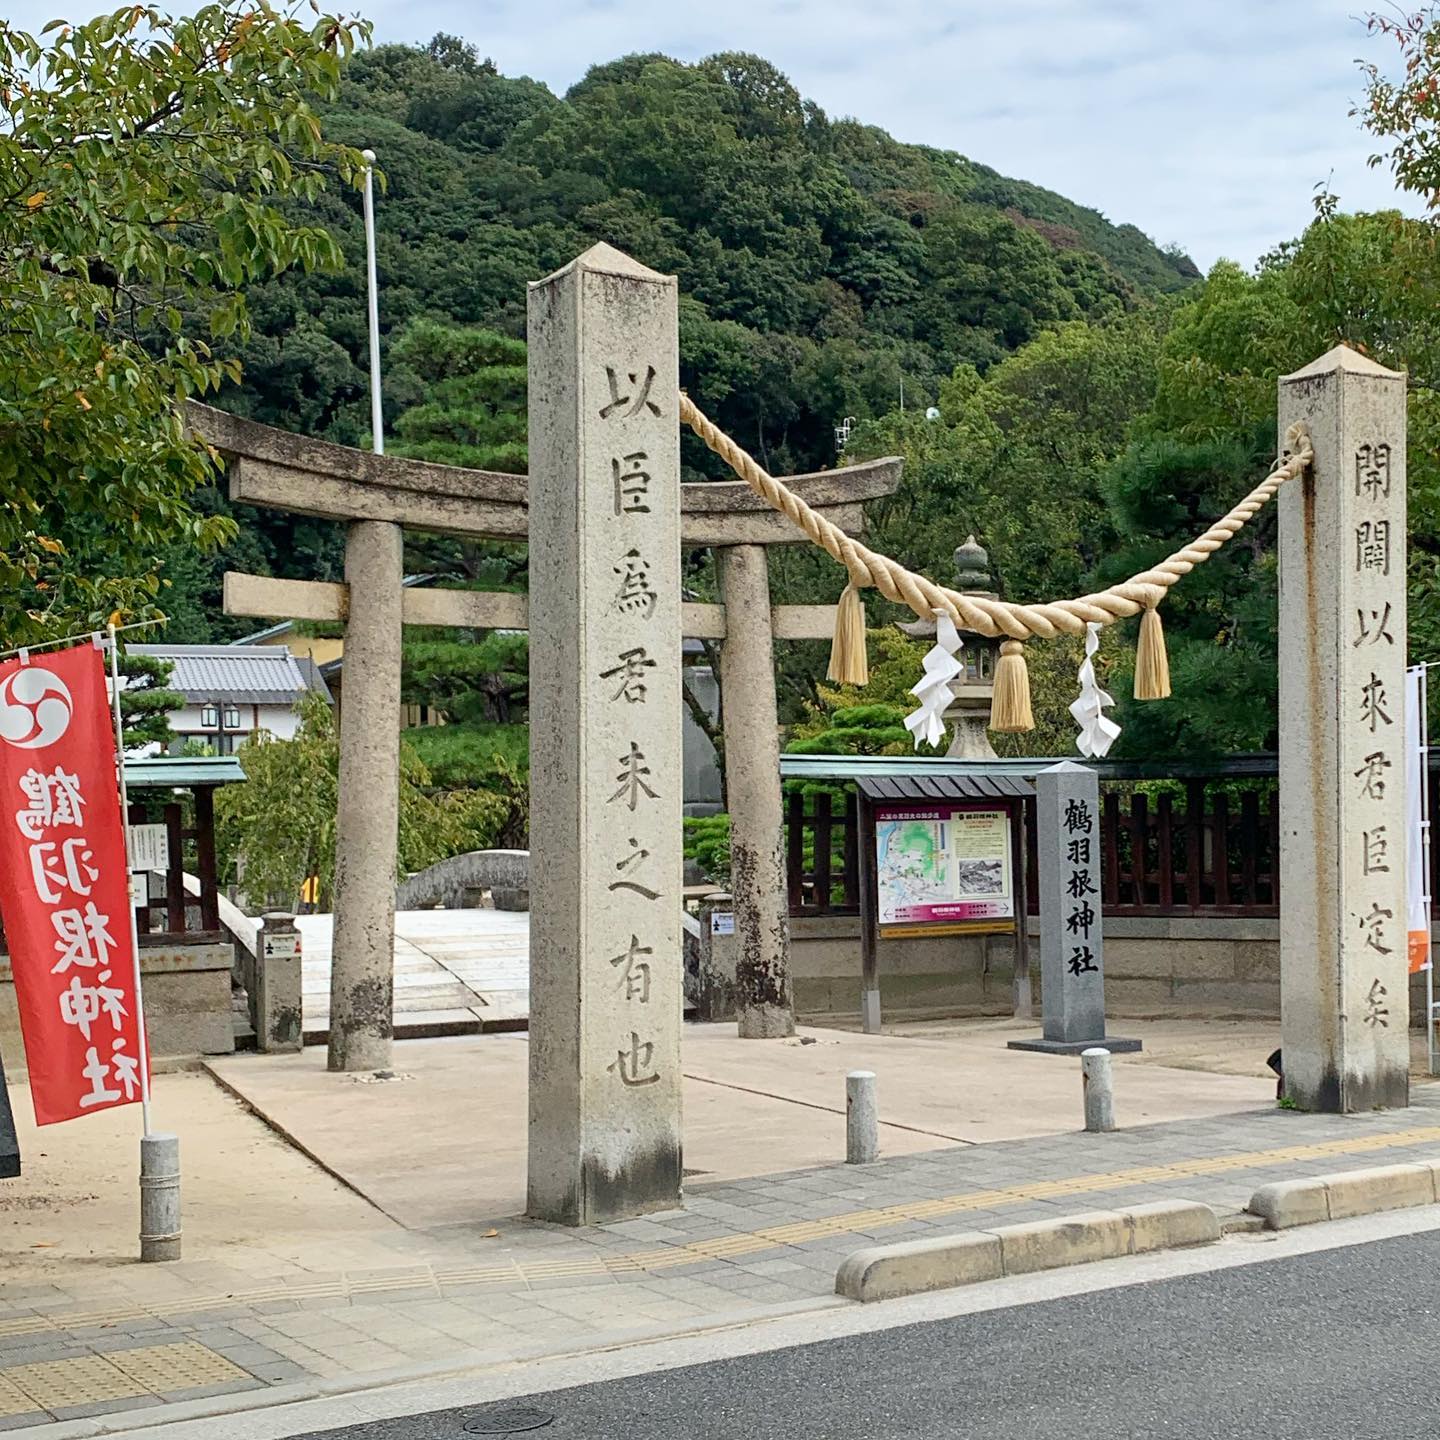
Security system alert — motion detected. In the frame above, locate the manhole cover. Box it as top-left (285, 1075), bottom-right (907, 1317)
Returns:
top-left (463, 1407), bottom-right (554, 1434)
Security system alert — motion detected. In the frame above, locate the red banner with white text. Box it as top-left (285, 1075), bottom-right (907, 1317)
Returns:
top-left (0, 644), bottom-right (147, 1125)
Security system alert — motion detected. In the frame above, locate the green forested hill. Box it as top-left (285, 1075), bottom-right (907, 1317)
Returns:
top-left (142, 31), bottom-right (1440, 785)
top-left (227, 39), bottom-right (1194, 480)
top-left (169, 30), bottom-right (1200, 742)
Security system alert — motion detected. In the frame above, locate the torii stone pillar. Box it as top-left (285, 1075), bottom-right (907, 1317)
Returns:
top-left (716, 545), bottom-right (793, 1038)
top-left (192, 365), bottom-right (900, 1072)
top-left (329, 519), bottom-right (403, 1071)
top-left (1278, 346), bottom-right (1409, 1113)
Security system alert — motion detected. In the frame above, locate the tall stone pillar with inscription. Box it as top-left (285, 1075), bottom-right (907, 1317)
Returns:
top-left (1278, 347), bottom-right (1409, 1113)
top-left (526, 244), bottom-right (684, 1223)
top-left (1008, 762), bottom-right (1139, 1056)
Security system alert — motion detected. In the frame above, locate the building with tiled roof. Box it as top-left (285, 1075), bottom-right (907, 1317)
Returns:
top-left (128, 644), bottom-right (331, 754)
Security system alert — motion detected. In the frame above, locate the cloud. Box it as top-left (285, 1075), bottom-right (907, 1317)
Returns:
top-left (6, 0), bottom-right (1422, 265)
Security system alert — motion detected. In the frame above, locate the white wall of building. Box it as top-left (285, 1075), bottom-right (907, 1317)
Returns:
top-left (166, 701), bottom-right (302, 753)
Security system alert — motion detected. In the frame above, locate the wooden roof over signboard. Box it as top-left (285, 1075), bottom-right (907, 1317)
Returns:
top-left (855, 773), bottom-right (1035, 802)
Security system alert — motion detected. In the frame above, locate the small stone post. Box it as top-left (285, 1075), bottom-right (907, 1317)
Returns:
top-left (1081, 1047), bottom-right (1114, 1133)
top-left (716, 544), bottom-right (795, 1039)
top-left (846, 1070), bottom-right (878, 1163)
top-left (257, 913), bottom-right (303, 1053)
top-left (1009, 762), bottom-right (1138, 1055)
top-left (139, 1132), bottom-right (181, 1262)
top-left (695, 894), bottom-right (738, 1022)
top-left (328, 518), bottom-right (403, 1072)
top-left (1278, 347), bottom-right (1410, 1112)
top-left (527, 244), bottom-right (684, 1224)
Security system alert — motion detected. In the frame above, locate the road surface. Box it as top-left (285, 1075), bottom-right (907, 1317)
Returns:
top-left (303, 1229), bottom-right (1440, 1439)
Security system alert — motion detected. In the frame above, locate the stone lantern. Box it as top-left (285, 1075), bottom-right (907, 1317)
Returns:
top-left (896, 534), bottom-right (1001, 760)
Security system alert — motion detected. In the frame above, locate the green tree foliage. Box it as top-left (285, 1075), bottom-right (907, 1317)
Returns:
top-left (1097, 433), bottom-right (1281, 757)
top-left (852, 314), bottom-right (1167, 617)
top-left (786, 629), bottom-right (939, 756)
top-left (989, 630), bottom-right (1129, 759)
top-left (1359, 5), bottom-right (1440, 207)
top-left (0, 2), bottom-right (369, 650)
top-left (215, 693), bottom-right (511, 910)
top-left (682, 812), bottom-right (731, 886)
top-left (386, 318), bottom-right (532, 753)
top-left (782, 624), bottom-right (1122, 760)
top-left (403, 632), bottom-right (528, 725)
top-left (117, 650), bottom-right (183, 750)
top-left (388, 319), bottom-right (527, 470)
top-left (1094, 204), bottom-right (1440, 758)
top-left (227, 40), bottom-right (1193, 481)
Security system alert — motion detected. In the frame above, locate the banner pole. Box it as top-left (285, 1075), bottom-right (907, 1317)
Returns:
top-left (362, 147), bottom-right (383, 457)
top-left (1424, 664), bottom-right (1436, 1076)
top-left (106, 626), bottom-right (153, 1137)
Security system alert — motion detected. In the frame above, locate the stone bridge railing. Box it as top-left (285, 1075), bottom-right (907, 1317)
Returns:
top-left (395, 850), bottom-right (531, 912)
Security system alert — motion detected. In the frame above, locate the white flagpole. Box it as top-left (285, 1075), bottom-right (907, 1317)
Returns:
top-left (109, 626), bottom-right (182, 1260)
top-left (106, 625), bottom-right (153, 1138)
top-left (362, 148), bottom-right (383, 456)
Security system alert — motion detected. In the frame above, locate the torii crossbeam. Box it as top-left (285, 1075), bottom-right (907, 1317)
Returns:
top-left (187, 400), bottom-right (901, 1071)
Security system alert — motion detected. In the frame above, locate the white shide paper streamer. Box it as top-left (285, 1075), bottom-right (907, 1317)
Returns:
top-left (1070, 621), bottom-right (1120, 758)
top-left (904, 611), bottom-right (965, 750)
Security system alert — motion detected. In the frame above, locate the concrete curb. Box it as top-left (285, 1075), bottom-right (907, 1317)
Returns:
top-left (834, 1199), bottom-right (1220, 1303)
top-left (1247, 1158), bottom-right (1440, 1230)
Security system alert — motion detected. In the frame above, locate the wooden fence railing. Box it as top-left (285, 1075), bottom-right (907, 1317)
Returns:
top-left (1019, 784), bottom-right (1278, 918)
top-left (785, 790), bottom-right (861, 916)
top-left (782, 766), bottom-right (1434, 922)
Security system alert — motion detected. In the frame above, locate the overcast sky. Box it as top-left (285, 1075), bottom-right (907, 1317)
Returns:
top-left (14, 0), bottom-right (1426, 268)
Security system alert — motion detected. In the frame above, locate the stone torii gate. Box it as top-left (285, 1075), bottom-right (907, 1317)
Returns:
top-left (188, 342), bottom-right (899, 1073)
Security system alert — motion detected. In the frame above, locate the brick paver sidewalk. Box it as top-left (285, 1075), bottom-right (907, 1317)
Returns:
top-left (2, 1090), bottom-right (1439, 1429)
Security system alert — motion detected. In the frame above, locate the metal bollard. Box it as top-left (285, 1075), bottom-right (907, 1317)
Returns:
top-left (1081, 1047), bottom-right (1115, 1133)
top-left (846, 1070), bottom-right (879, 1164)
top-left (139, 1132), bottom-right (182, 1262)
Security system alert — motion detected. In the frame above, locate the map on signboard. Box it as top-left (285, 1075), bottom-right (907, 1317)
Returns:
top-left (875, 805), bottom-right (1012, 926)
top-left (876, 819), bottom-right (950, 919)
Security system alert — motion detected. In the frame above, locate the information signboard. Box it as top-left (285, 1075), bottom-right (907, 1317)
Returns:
top-left (873, 801), bottom-right (1013, 929)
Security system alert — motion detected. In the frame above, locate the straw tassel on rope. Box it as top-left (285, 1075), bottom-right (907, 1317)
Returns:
top-left (990, 639), bottom-right (1034, 733)
top-left (1133, 604), bottom-right (1171, 701)
top-left (827, 582), bottom-right (870, 686)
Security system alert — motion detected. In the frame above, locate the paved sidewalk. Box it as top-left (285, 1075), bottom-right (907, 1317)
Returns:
top-left (2, 1084), bottom-right (1440, 1430)
top-left (203, 1026), bottom-right (1276, 1225)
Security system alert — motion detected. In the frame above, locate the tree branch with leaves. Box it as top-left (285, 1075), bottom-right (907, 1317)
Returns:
top-left (0, 2), bottom-right (371, 650)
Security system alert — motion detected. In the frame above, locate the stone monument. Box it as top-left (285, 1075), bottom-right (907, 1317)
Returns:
top-left (1008, 761), bottom-right (1139, 1055)
top-left (525, 244), bottom-right (684, 1223)
top-left (1277, 347), bottom-right (1409, 1112)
